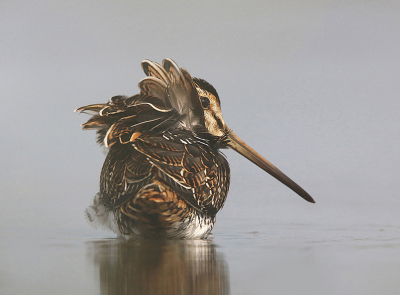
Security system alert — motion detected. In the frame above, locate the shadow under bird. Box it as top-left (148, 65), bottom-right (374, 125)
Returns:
top-left (76, 58), bottom-right (314, 239)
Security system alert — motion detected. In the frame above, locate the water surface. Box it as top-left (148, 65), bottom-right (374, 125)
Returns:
top-left (2, 219), bottom-right (400, 295)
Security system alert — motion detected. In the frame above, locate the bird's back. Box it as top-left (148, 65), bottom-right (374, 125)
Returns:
top-left (79, 94), bottom-right (230, 238)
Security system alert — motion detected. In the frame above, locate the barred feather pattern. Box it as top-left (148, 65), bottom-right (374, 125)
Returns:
top-left (77, 59), bottom-right (230, 239)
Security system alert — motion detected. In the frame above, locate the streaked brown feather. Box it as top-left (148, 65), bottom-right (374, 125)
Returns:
top-left (138, 77), bottom-right (168, 102)
top-left (121, 180), bottom-right (193, 233)
top-left (133, 131), bottom-right (229, 214)
top-left (78, 58), bottom-right (233, 238)
top-left (142, 60), bottom-right (170, 82)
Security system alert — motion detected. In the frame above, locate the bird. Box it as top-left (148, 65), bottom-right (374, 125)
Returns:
top-left (76, 58), bottom-right (314, 239)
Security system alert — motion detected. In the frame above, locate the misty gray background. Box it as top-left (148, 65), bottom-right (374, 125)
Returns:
top-left (1, 1), bottom-right (400, 294)
top-left (2, 0), bottom-right (399, 230)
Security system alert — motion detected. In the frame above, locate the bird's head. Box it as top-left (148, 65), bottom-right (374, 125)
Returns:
top-left (192, 78), bottom-right (227, 138)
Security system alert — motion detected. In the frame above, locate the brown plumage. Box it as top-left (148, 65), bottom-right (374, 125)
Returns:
top-left (76, 58), bottom-right (314, 239)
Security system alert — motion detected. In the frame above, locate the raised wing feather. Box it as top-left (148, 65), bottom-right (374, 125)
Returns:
top-left (76, 94), bottom-right (181, 147)
top-left (140, 59), bottom-right (207, 134)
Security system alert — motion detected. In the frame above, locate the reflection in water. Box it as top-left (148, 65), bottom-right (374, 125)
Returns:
top-left (86, 238), bottom-right (230, 295)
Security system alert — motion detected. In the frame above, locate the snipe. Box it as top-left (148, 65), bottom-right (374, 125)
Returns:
top-left (76, 59), bottom-right (314, 239)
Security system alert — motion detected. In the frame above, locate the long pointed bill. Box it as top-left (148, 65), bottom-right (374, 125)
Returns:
top-left (227, 131), bottom-right (315, 203)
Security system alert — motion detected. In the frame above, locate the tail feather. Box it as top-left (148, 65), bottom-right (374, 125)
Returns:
top-left (77, 94), bottom-right (181, 147)
top-left (75, 104), bottom-right (108, 115)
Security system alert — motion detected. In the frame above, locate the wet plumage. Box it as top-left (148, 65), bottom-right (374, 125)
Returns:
top-left (76, 59), bottom-right (314, 239)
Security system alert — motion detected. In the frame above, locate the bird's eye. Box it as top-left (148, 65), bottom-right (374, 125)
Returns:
top-left (200, 96), bottom-right (210, 108)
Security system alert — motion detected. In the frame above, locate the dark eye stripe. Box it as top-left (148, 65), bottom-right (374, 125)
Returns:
top-left (213, 114), bottom-right (224, 129)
